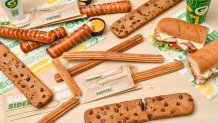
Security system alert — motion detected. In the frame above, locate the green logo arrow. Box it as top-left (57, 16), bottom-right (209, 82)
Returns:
top-left (5, 0), bottom-right (18, 9)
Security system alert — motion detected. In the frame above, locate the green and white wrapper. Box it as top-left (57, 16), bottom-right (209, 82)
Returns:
top-left (0, 18), bottom-right (104, 95)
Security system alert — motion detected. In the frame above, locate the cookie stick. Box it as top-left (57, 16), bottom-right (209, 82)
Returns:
top-left (110, 0), bottom-right (181, 38)
top-left (20, 27), bottom-right (67, 53)
top-left (46, 23), bottom-right (93, 58)
top-left (37, 97), bottom-right (79, 123)
top-left (84, 93), bottom-right (194, 123)
top-left (54, 34), bottom-right (144, 82)
top-left (80, 0), bottom-right (131, 17)
top-left (132, 60), bottom-right (184, 83)
top-left (52, 59), bottom-right (82, 96)
top-left (0, 26), bottom-right (56, 43)
top-left (63, 51), bottom-right (164, 63)
top-left (0, 42), bottom-right (52, 108)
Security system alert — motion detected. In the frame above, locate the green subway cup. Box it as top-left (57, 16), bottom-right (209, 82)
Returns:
top-left (186, 0), bottom-right (211, 24)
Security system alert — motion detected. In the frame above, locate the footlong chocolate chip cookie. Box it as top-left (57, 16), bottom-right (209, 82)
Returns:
top-left (84, 93), bottom-right (194, 123)
top-left (110, 0), bottom-right (181, 38)
top-left (0, 42), bottom-right (52, 108)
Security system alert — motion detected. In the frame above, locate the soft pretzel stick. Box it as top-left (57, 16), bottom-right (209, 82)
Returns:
top-left (55, 34), bottom-right (144, 82)
top-left (132, 60), bottom-right (184, 83)
top-left (0, 26), bottom-right (56, 43)
top-left (63, 51), bottom-right (164, 63)
top-left (37, 97), bottom-right (79, 123)
top-left (52, 59), bottom-right (82, 96)
top-left (46, 23), bottom-right (93, 58)
top-left (80, 0), bottom-right (131, 17)
top-left (20, 27), bottom-right (67, 53)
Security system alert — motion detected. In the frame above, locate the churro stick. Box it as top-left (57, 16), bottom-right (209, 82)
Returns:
top-left (20, 27), bottom-right (67, 53)
top-left (80, 0), bottom-right (131, 17)
top-left (47, 23), bottom-right (93, 58)
top-left (37, 97), bottom-right (79, 123)
top-left (132, 60), bottom-right (184, 83)
top-left (52, 59), bottom-right (82, 96)
top-left (0, 26), bottom-right (56, 43)
top-left (63, 51), bottom-right (164, 63)
top-left (55, 34), bottom-right (144, 82)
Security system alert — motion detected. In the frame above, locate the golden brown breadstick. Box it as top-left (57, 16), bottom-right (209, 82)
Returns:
top-left (0, 26), bottom-right (56, 43)
top-left (50, 27), bottom-right (68, 39)
top-left (52, 59), bottom-right (82, 96)
top-left (20, 27), bottom-right (67, 53)
top-left (37, 97), bottom-right (79, 123)
top-left (79, 0), bottom-right (131, 17)
top-left (132, 60), bottom-right (184, 83)
top-left (63, 51), bottom-right (164, 63)
top-left (46, 23), bottom-right (93, 58)
top-left (55, 34), bottom-right (144, 82)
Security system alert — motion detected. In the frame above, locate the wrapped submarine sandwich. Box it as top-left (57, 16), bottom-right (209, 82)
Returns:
top-left (154, 18), bottom-right (208, 51)
top-left (187, 40), bottom-right (218, 84)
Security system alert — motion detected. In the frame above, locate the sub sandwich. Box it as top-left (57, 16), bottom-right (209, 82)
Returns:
top-left (187, 40), bottom-right (218, 84)
top-left (154, 18), bottom-right (208, 51)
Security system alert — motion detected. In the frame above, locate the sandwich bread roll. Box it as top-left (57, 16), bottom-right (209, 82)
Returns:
top-left (187, 40), bottom-right (218, 84)
top-left (154, 18), bottom-right (208, 51)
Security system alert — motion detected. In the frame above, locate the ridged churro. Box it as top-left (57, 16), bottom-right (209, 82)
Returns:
top-left (63, 51), bottom-right (164, 63)
top-left (54, 34), bottom-right (144, 82)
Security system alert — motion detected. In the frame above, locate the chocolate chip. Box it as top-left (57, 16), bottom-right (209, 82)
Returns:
top-left (154, 4), bottom-right (157, 7)
top-left (176, 102), bottom-right (180, 106)
top-left (134, 113), bottom-right (138, 116)
top-left (161, 108), bottom-right (165, 112)
top-left (89, 110), bottom-right (93, 115)
top-left (118, 20), bottom-right (121, 23)
top-left (125, 117), bottom-right (129, 120)
top-left (124, 31), bottom-right (128, 34)
top-left (114, 108), bottom-right (119, 113)
top-left (126, 106), bottom-right (129, 111)
top-left (26, 77), bottom-right (30, 82)
top-left (40, 87), bottom-right (44, 92)
top-left (157, 96), bottom-right (163, 101)
top-left (121, 25), bottom-right (125, 29)
top-left (110, 115), bottom-right (114, 119)
top-left (144, 3), bottom-right (149, 7)
top-left (100, 107), bottom-right (104, 111)
top-left (104, 111), bottom-right (107, 115)
top-left (100, 119), bottom-right (105, 123)
top-left (20, 74), bottom-right (24, 77)
top-left (117, 121), bottom-right (122, 123)
top-left (119, 113), bottom-right (123, 116)
top-left (170, 109), bottom-right (175, 115)
top-left (3, 53), bottom-right (7, 57)
top-left (129, 16), bottom-right (133, 20)
top-left (105, 105), bottom-right (110, 110)
top-left (96, 115), bottom-right (100, 119)
top-left (164, 102), bottom-right (168, 107)
top-left (147, 114), bottom-right (153, 120)
top-left (116, 104), bottom-right (121, 108)
top-left (30, 85), bottom-right (34, 88)
top-left (152, 99), bottom-right (155, 102)
top-left (38, 102), bottom-right (44, 107)
top-left (179, 95), bottom-right (183, 99)
top-left (188, 98), bottom-right (193, 102)
top-left (132, 21), bottom-right (136, 24)
top-left (22, 64), bottom-right (25, 68)
top-left (21, 85), bottom-right (26, 88)
top-left (14, 75), bottom-right (18, 78)
top-left (42, 95), bottom-right (46, 98)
